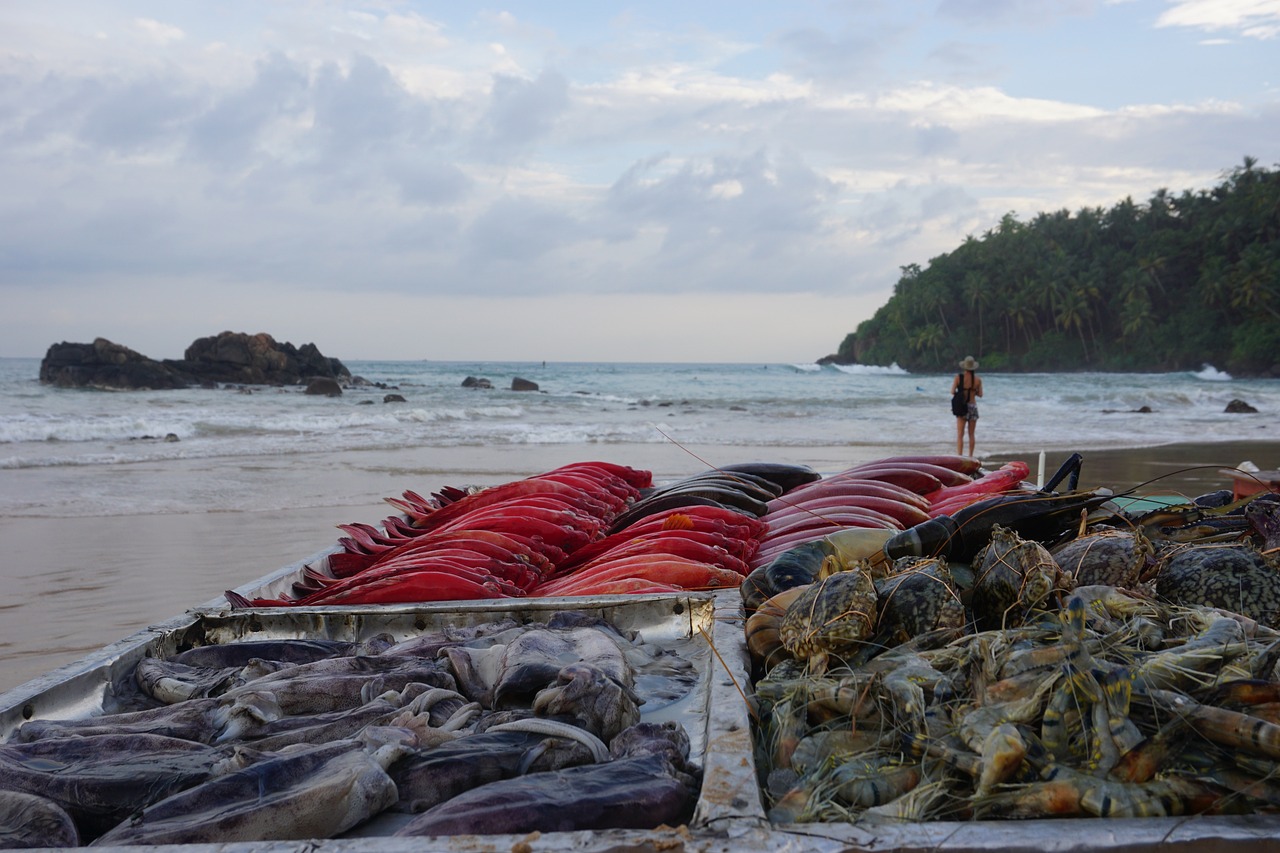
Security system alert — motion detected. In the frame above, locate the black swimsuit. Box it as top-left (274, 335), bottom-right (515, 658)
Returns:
top-left (958, 374), bottom-right (979, 422)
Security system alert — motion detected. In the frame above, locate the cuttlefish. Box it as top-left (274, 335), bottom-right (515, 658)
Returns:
top-left (90, 727), bottom-right (415, 845)
top-left (395, 721), bottom-right (697, 837)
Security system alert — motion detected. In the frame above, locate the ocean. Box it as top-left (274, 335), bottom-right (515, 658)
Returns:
top-left (2, 357), bottom-right (1276, 518)
top-left (0, 357), bottom-right (1276, 693)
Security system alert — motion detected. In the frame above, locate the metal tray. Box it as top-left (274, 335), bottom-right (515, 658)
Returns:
top-left (5, 574), bottom-right (1280, 851)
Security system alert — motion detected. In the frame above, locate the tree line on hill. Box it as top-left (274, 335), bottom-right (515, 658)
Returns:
top-left (829, 157), bottom-right (1280, 375)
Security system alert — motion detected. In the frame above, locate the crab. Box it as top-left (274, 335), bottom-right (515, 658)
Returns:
top-left (1154, 543), bottom-right (1280, 627)
top-left (969, 524), bottom-right (1074, 632)
top-left (1050, 526), bottom-right (1156, 588)
top-left (873, 557), bottom-right (965, 647)
top-left (777, 557), bottom-right (878, 675)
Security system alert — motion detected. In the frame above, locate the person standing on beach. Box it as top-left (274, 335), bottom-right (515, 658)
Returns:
top-left (951, 356), bottom-right (983, 456)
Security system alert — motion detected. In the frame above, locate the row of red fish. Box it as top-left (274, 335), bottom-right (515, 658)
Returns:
top-left (226, 456), bottom-right (1030, 609)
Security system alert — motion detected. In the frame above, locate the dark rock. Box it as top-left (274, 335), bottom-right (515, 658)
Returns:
top-left (511, 377), bottom-right (539, 391)
top-left (1226, 399), bottom-right (1259, 413)
top-left (39, 339), bottom-right (190, 390)
top-left (304, 377), bottom-right (343, 397)
top-left (175, 331), bottom-right (350, 386)
top-left (40, 332), bottom-right (349, 390)
top-left (462, 376), bottom-right (493, 389)
top-left (384, 394), bottom-right (407, 403)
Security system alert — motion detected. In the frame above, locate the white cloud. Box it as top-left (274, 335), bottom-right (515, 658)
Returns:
top-left (1156, 0), bottom-right (1280, 38)
top-left (135, 17), bottom-right (184, 45)
top-left (0, 1), bottom-right (1275, 361)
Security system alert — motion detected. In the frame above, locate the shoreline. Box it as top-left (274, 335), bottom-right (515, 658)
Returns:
top-left (2, 438), bottom-right (1276, 695)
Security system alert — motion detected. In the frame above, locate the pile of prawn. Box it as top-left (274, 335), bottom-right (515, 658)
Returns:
top-left (756, 585), bottom-right (1280, 824)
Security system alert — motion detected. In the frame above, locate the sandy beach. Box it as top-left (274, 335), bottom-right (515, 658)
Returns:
top-left (2, 439), bottom-right (1276, 695)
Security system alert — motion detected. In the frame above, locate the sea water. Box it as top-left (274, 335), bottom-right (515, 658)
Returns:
top-left (1, 357), bottom-right (1276, 517)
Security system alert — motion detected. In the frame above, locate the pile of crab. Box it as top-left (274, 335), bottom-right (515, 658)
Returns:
top-left (743, 463), bottom-right (1280, 823)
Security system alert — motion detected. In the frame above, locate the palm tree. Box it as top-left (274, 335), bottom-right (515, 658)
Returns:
top-left (1229, 244), bottom-right (1280, 321)
top-left (963, 271), bottom-right (990, 355)
top-left (1053, 286), bottom-right (1091, 360)
top-left (911, 323), bottom-right (945, 365)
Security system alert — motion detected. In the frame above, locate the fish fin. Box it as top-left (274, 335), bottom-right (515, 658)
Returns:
top-left (662, 513), bottom-right (695, 531)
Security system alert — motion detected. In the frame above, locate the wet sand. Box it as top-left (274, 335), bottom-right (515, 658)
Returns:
top-left (987, 440), bottom-right (1280, 497)
top-left (2, 439), bottom-right (1276, 695)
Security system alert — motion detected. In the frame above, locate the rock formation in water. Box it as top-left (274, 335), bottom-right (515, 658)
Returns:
top-left (39, 332), bottom-right (350, 391)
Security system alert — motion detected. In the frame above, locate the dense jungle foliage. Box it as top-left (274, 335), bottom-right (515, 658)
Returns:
top-left (833, 157), bottom-right (1280, 375)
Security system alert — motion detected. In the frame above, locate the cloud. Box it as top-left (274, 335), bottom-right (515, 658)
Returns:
top-left (477, 68), bottom-right (570, 157)
top-left (135, 17), bottom-right (184, 45)
top-left (1156, 0), bottom-right (1280, 39)
top-left (936, 0), bottom-right (1097, 27)
top-left (0, 1), bottom-right (1275, 361)
top-left (185, 52), bottom-right (310, 166)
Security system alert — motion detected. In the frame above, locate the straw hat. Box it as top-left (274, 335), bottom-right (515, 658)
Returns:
top-left (959, 356), bottom-right (979, 370)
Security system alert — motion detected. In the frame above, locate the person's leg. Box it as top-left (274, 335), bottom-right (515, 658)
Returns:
top-left (966, 419), bottom-right (977, 456)
top-left (955, 418), bottom-right (965, 455)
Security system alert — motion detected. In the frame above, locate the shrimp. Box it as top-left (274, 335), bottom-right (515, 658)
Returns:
top-left (1134, 615), bottom-right (1248, 692)
top-left (861, 778), bottom-right (955, 822)
top-left (958, 671), bottom-right (1058, 753)
top-left (880, 655), bottom-right (945, 735)
top-left (980, 756), bottom-right (1213, 819)
top-left (976, 722), bottom-right (1028, 797)
top-left (1147, 687), bottom-right (1280, 761)
top-left (768, 754), bottom-right (922, 822)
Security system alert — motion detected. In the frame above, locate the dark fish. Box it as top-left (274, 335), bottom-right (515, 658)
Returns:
top-left (716, 462), bottom-right (822, 494)
top-left (12, 697), bottom-right (227, 745)
top-left (168, 636), bottom-right (393, 668)
top-left (394, 722), bottom-right (696, 837)
top-left (0, 790), bottom-right (80, 849)
top-left (443, 624), bottom-right (636, 710)
top-left (884, 490), bottom-right (1116, 563)
top-left (218, 655), bottom-right (457, 719)
top-left (389, 728), bottom-right (597, 813)
top-left (494, 627), bottom-right (633, 709)
top-left (531, 662), bottom-right (642, 742)
top-left (91, 731), bottom-right (410, 845)
top-left (648, 483), bottom-right (771, 516)
top-left (135, 656), bottom-right (292, 704)
top-left (663, 471), bottom-right (783, 500)
top-left (0, 733), bottom-right (225, 839)
top-left (741, 539), bottom-right (835, 613)
top-left (606, 494), bottom-right (748, 534)
top-left (379, 620), bottom-right (520, 658)
top-left (226, 689), bottom-right (424, 752)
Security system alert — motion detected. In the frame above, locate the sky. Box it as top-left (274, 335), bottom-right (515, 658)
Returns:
top-left (1, 1), bottom-right (1277, 363)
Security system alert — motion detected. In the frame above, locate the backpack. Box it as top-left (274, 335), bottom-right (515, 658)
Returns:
top-left (950, 374), bottom-right (969, 417)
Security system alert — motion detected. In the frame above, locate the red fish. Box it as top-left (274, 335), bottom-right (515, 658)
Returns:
top-left (534, 556), bottom-right (744, 596)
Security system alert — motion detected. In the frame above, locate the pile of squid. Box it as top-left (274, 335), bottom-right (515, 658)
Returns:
top-left (744, 461), bottom-right (1280, 824)
top-left (228, 454), bottom-right (1027, 608)
top-left (0, 612), bottom-right (701, 846)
